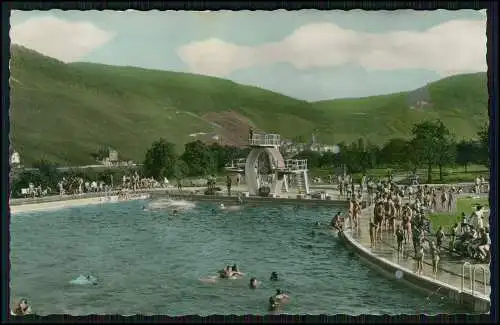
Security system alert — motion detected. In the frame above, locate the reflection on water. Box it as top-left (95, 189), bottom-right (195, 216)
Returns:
top-left (10, 199), bottom-right (462, 315)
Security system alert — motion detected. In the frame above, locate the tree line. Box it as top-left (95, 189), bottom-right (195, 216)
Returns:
top-left (11, 120), bottom-right (489, 197)
top-left (296, 120), bottom-right (489, 183)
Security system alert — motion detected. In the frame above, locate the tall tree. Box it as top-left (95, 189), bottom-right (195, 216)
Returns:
top-left (478, 123), bottom-right (489, 167)
top-left (294, 150), bottom-right (322, 169)
top-left (436, 139), bottom-right (456, 182)
top-left (142, 138), bottom-right (177, 180)
top-left (456, 140), bottom-right (479, 173)
top-left (181, 140), bottom-right (216, 176)
top-left (32, 159), bottom-right (61, 189)
top-left (380, 138), bottom-right (410, 167)
top-left (409, 120), bottom-right (452, 183)
top-left (173, 159), bottom-right (190, 182)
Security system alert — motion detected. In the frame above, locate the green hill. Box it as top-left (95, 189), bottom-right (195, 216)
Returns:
top-left (9, 45), bottom-right (488, 166)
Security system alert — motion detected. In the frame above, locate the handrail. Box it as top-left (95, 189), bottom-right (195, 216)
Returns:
top-left (472, 265), bottom-right (489, 296)
top-left (462, 262), bottom-right (473, 293)
top-left (248, 133), bottom-right (281, 146)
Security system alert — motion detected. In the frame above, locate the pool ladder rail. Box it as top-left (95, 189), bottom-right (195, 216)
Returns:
top-left (461, 262), bottom-right (489, 297)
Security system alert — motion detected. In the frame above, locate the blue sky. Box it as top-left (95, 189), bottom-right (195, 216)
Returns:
top-left (10, 9), bottom-right (486, 101)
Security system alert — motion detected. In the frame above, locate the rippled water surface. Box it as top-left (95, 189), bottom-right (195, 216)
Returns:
top-left (10, 199), bottom-right (462, 315)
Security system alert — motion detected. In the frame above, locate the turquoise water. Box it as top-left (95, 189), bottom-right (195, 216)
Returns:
top-left (10, 199), bottom-right (462, 315)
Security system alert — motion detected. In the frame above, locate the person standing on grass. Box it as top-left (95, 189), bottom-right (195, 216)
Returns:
top-left (447, 189), bottom-right (454, 212)
top-left (449, 222), bottom-right (459, 251)
top-left (436, 226), bottom-right (446, 250)
top-left (226, 175), bottom-right (232, 196)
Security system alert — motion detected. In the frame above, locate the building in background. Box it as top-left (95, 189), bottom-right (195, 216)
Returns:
top-left (11, 150), bottom-right (21, 167)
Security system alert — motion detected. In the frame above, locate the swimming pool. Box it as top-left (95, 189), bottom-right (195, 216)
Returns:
top-left (10, 199), bottom-right (462, 315)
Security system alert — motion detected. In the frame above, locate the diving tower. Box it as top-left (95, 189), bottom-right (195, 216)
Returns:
top-left (225, 131), bottom-right (310, 197)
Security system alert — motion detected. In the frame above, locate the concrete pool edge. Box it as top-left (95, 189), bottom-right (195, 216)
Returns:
top-left (339, 212), bottom-right (490, 314)
top-left (9, 194), bottom-right (150, 215)
top-left (9, 190), bottom-right (349, 215)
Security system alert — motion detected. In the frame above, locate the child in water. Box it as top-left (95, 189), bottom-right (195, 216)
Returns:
top-left (12, 299), bottom-right (31, 316)
top-left (249, 277), bottom-right (258, 289)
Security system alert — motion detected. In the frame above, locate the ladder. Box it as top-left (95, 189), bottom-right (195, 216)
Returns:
top-left (296, 173), bottom-right (305, 194)
top-left (295, 171), bottom-right (310, 195)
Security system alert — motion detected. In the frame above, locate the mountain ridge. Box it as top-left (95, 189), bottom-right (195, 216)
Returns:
top-left (9, 45), bottom-right (488, 165)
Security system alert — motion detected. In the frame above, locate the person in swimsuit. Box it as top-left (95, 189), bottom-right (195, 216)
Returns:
top-left (369, 219), bottom-right (376, 247)
top-left (430, 241), bottom-right (440, 276)
top-left (12, 299), bottom-right (31, 316)
top-left (416, 244), bottom-right (425, 275)
top-left (218, 265), bottom-right (232, 279)
top-left (268, 296), bottom-right (278, 311)
top-left (270, 272), bottom-right (279, 281)
top-left (249, 277), bottom-right (258, 289)
top-left (231, 264), bottom-right (244, 277)
top-left (395, 225), bottom-right (404, 255)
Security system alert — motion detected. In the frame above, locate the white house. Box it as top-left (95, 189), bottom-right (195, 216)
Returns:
top-left (11, 151), bottom-right (21, 166)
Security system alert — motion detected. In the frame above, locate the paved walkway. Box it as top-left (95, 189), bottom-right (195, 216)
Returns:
top-left (349, 208), bottom-right (491, 300)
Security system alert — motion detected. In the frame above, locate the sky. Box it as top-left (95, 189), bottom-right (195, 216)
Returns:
top-left (9, 9), bottom-right (487, 101)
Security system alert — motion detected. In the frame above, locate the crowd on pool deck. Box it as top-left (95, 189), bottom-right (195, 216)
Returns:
top-left (331, 179), bottom-right (491, 278)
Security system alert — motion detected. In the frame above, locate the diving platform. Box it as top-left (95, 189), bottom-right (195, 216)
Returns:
top-left (224, 158), bottom-right (246, 172)
top-left (248, 133), bottom-right (281, 147)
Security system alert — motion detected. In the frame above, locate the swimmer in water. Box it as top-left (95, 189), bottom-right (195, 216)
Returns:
top-left (220, 203), bottom-right (225, 210)
top-left (12, 298), bottom-right (31, 316)
top-left (211, 208), bottom-right (217, 214)
top-left (85, 274), bottom-right (98, 285)
top-left (270, 271), bottom-right (278, 281)
top-left (315, 221), bottom-right (321, 226)
top-left (274, 289), bottom-right (287, 300)
top-left (268, 296), bottom-right (278, 311)
top-left (218, 265), bottom-right (233, 278)
top-left (230, 264), bottom-right (245, 277)
top-left (172, 209), bottom-right (178, 214)
top-left (268, 289), bottom-right (289, 311)
top-left (249, 277), bottom-right (258, 289)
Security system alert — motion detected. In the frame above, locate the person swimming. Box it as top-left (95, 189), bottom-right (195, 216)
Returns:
top-left (249, 277), bottom-right (258, 289)
top-left (231, 264), bottom-right (244, 277)
top-left (220, 203), bottom-right (225, 210)
top-left (219, 265), bottom-right (232, 278)
top-left (86, 274), bottom-right (98, 285)
top-left (11, 298), bottom-right (31, 316)
top-left (270, 271), bottom-right (278, 281)
top-left (268, 289), bottom-right (289, 311)
top-left (268, 296), bottom-right (278, 311)
top-left (274, 289), bottom-right (289, 303)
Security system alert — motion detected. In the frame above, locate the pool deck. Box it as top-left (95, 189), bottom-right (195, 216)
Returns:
top-left (342, 205), bottom-right (491, 313)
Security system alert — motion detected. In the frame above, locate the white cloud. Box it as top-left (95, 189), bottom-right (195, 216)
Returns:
top-left (177, 18), bottom-right (486, 77)
top-left (10, 15), bottom-right (115, 62)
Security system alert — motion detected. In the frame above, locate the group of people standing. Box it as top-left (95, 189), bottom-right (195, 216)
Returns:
top-left (367, 181), bottom-right (490, 277)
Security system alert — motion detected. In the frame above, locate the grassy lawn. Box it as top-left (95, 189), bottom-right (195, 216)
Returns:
top-left (310, 165), bottom-right (489, 185)
top-left (428, 197), bottom-right (490, 231)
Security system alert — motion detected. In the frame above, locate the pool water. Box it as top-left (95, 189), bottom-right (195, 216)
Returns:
top-left (10, 199), bottom-right (462, 315)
